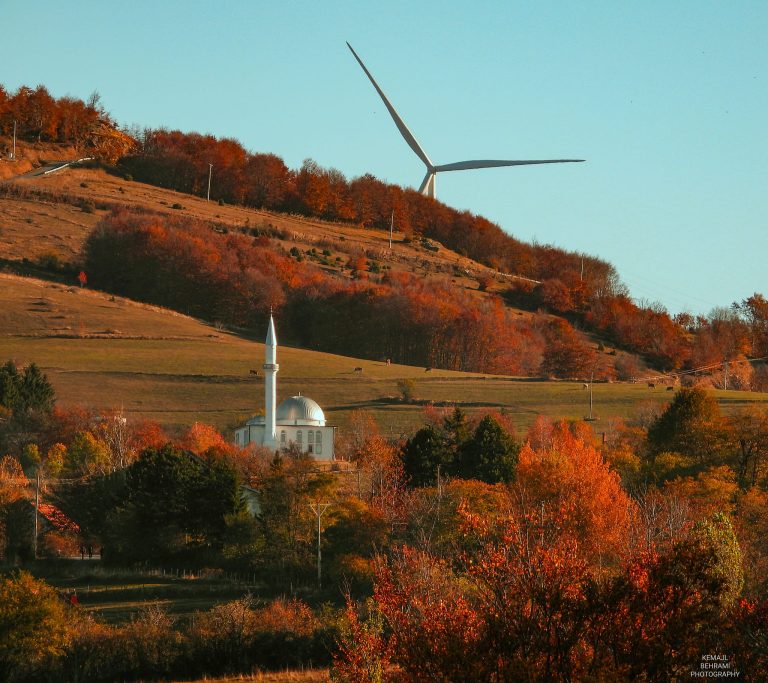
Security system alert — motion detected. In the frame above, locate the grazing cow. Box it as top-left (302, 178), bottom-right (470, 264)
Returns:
top-left (425, 367), bottom-right (432, 372)
top-left (582, 383), bottom-right (589, 389)
top-left (647, 382), bottom-right (655, 388)
top-left (354, 367), bottom-right (363, 373)
top-left (249, 369), bottom-right (259, 376)
top-left (667, 386), bottom-right (674, 391)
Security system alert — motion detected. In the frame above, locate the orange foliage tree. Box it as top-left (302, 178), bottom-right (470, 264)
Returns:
top-left (335, 507), bottom-right (747, 682)
top-left (517, 420), bottom-right (636, 568)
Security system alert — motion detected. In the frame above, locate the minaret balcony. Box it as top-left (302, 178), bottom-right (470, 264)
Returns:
top-left (263, 363), bottom-right (279, 371)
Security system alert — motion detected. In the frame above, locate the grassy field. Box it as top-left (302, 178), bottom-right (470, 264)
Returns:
top-left (38, 562), bottom-right (266, 624)
top-left (3, 273), bottom-right (768, 436)
top-left (31, 562), bottom-right (333, 682)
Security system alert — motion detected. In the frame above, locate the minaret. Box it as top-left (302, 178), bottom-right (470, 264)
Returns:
top-left (263, 313), bottom-right (279, 449)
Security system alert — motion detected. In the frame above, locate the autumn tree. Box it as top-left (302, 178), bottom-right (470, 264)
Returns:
top-left (0, 456), bottom-right (31, 561)
top-left (255, 447), bottom-right (337, 581)
top-left (324, 499), bottom-right (390, 591)
top-left (727, 407), bottom-right (768, 488)
top-left (647, 386), bottom-right (726, 465)
top-left (516, 420), bottom-right (636, 568)
top-left (65, 431), bottom-right (110, 477)
top-left (336, 509), bottom-right (746, 682)
top-left (735, 292), bottom-right (768, 357)
top-left (539, 318), bottom-right (594, 379)
top-left (600, 514), bottom-right (744, 680)
top-left (735, 487), bottom-right (768, 593)
top-left (0, 572), bottom-right (70, 681)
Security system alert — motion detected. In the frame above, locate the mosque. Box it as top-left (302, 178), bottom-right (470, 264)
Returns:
top-left (234, 315), bottom-right (336, 460)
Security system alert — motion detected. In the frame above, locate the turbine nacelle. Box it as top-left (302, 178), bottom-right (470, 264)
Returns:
top-left (347, 42), bottom-right (584, 200)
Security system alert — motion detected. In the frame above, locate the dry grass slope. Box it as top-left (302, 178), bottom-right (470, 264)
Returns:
top-left (2, 274), bottom-right (767, 437)
top-left (3, 150), bottom-right (766, 435)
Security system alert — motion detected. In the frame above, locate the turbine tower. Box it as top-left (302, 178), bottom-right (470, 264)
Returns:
top-left (347, 42), bottom-right (584, 199)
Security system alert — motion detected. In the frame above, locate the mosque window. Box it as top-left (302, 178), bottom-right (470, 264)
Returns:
top-left (316, 430), bottom-right (322, 455)
top-left (308, 431), bottom-right (314, 444)
top-left (297, 430), bottom-right (303, 445)
top-left (280, 430), bottom-right (286, 445)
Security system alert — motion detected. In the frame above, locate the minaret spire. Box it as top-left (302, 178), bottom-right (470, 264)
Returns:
top-left (263, 313), bottom-right (279, 449)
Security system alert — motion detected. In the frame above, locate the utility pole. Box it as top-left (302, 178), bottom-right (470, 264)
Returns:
top-left (207, 163), bottom-right (213, 201)
top-left (33, 470), bottom-right (40, 558)
top-left (389, 209), bottom-right (394, 249)
top-left (309, 502), bottom-right (330, 589)
top-left (585, 369), bottom-right (595, 421)
top-left (724, 360), bottom-right (728, 391)
top-left (11, 120), bottom-right (17, 160)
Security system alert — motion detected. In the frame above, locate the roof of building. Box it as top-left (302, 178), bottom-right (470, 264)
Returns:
top-left (276, 395), bottom-right (326, 426)
top-left (37, 503), bottom-right (80, 534)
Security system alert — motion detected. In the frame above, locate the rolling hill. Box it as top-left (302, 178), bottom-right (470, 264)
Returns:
top-left (2, 139), bottom-right (765, 438)
top-left (2, 273), bottom-right (766, 438)
top-left (0, 140), bottom-right (643, 377)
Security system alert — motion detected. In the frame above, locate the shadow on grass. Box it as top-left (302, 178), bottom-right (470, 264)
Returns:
top-left (328, 397), bottom-right (514, 410)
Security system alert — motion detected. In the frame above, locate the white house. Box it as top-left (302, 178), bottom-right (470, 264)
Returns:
top-left (234, 315), bottom-right (336, 460)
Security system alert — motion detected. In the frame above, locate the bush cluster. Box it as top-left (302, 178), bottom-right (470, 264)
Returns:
top-left (1, 572), bottom-right (337, 683)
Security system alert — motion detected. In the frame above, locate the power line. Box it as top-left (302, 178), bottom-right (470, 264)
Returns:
top-left (636, 354), bottom-right (768, 385)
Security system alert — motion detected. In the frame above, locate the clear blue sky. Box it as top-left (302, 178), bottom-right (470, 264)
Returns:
top-left (3, 1), bottom-right (767, 315)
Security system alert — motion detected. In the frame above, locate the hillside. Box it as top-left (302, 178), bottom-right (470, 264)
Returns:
top-left (2, 274), bottom-right (766, 437)
top-left (0, 140), bottom-right (643, 378)
top-left (1, 152), bottom-right (523, 293)
top-left (3, 129), bottom-right (765, 391)
top-left (4, 85), bottom-right (767, 386)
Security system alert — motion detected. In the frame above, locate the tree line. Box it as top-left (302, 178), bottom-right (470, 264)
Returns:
top-left (84, 209), bottom-right (599, 377)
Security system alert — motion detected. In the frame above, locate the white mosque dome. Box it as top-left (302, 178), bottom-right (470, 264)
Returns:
top-left (276, 395), bottom-right (326, 426)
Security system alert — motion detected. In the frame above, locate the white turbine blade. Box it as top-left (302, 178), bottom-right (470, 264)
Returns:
top-left (434, 159), bottom-right (585, 172)
top-left (347, 42), bottom-right (434, 170)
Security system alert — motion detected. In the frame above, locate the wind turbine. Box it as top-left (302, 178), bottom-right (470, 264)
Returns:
top-left (346, 42), bottom-right (584, 199)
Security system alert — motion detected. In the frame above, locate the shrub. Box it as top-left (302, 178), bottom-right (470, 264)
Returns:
top-left (186, 596), bottom-right (332, 675)
top-left (476, 274), bottom-right (493, 291)
top-left (79, 199), bottom-right (96, 214)
top-left (397, 378), bottom-right (416, 403)
top-left (36, 251), bottom-right (62, 271)
top-left (171, 203), bottom-right (183, 210)
top-left (0, 572), bottom-right (70, 681)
